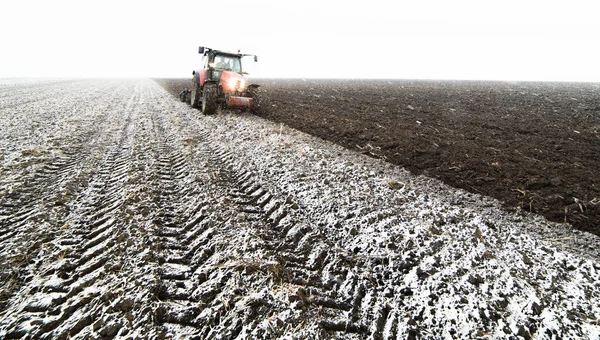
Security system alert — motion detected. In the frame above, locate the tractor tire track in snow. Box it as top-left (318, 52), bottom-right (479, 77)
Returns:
top-left (0, 80), bottom-right (140, 237)
top-left (1, 81), bottom-right (152, 338)
top-left (0, 82), bottom-right (148, 315)
top-left (1, 79), bottom-right (599, 339)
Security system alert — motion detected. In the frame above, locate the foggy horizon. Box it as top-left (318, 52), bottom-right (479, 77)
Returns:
top-left (1, 0), bottom-right (599, 82)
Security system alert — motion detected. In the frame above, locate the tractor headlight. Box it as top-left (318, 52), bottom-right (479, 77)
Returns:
top-left (228, 78), bottom-right (237, 91)
top-left (226, 78), bottom-right (246, 91)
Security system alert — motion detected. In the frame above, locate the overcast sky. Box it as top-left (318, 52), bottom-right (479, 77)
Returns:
top-left (1, 0), bottom-right (599, 81)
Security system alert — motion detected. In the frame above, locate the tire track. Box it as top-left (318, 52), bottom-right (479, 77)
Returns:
top-left (0, 82), bottom-right (143, 315)
top-left (145, 85), bottom-right (353, 337)
top-left (130, 89), bottom-right (291, 337)
top-left (149, 97), bottom-right (344, 337)
top-left (0, 82), bottom-right (147, 339)
top-left (165, 98), bottom-right (464, 338)
top-left (0, 81), bottom-right (138, 234)
top-left (137, 105), bottom-right (223, 338)
top-left (181, 127), bottom-right (360, 337)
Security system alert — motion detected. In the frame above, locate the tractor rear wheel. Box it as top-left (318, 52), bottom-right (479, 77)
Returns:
top-left (201, 83), bottom-right (217, 115)
top-left (190, 83), bottom-right (200, 108)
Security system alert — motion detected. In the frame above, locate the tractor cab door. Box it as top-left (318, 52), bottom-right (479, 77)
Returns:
top-left (199, 54), bottom-right (209, 86)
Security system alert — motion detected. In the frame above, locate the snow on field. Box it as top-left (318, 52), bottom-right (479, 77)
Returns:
top-left (0, 79), bottom-right (598, 339)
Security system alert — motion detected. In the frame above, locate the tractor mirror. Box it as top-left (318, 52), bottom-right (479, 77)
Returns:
top-left (254, 55), bottom-right (258, 62)
top-left (199, 46), bottom-right (205, 54)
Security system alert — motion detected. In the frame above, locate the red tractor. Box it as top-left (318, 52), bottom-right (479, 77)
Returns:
top-left (181, 46), bottom-right (260, 115)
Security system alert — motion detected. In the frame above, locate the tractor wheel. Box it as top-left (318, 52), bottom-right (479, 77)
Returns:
top-left (201, 83), bottom-right (217, 115)
top-left (190, 84), bottom-right (200, 108)
top-left (179, 89), bottom-right (188, 102)
top-left (250, 87), bottom-right (262, 114)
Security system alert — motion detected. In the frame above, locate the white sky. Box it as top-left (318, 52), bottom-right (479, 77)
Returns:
top-left (1, 0), bottom-right (599, 81)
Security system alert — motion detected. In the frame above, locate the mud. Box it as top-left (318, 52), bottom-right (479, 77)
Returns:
top-left (1, 79), bottom-right (599, 339)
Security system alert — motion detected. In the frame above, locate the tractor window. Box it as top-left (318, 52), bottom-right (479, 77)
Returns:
top-left (214, 55), bottom-right (241, 73)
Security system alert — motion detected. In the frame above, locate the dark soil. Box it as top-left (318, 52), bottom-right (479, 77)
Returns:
top-left (155, 78), bottom-right (600, 236)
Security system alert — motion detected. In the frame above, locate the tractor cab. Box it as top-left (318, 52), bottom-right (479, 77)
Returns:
top-left (199, 46), bottom-right (257, 80)
top-left (211, 54), bottom-right (242, 73)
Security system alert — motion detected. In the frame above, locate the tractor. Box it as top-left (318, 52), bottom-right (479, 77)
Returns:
top-left (180, 46), bottom-right (260, 115)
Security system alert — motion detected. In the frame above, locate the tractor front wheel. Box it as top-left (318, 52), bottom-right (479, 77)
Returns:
top-left (201, 83), bottom-right (217, 115)
top-left (249, 87), bottom-right (261, 114)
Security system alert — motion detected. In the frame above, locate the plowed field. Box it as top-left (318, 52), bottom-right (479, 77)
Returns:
top-left (1, 79), bottom-right (599, 339)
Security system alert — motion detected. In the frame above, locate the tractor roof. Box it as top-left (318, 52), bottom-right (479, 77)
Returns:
top-left (212, 50), bottom-right (243, 58)
top-left (200, 46), bottom-right (255, 59)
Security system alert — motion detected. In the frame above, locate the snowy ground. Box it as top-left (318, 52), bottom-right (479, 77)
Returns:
top-left (0, 79), bottom-right (598, 339)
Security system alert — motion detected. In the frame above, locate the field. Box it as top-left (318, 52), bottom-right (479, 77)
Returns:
top-left (160, 78), bottom-right (600, 237)
top-left (1, 79), bottom-right (599, 338)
